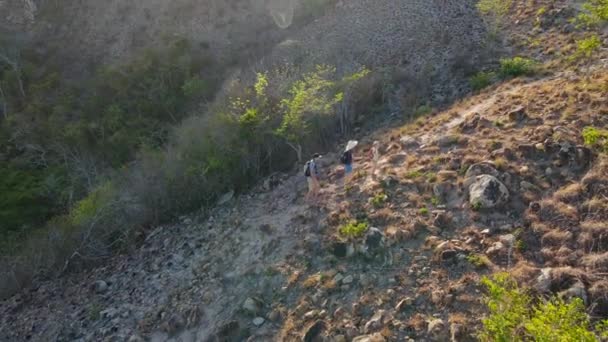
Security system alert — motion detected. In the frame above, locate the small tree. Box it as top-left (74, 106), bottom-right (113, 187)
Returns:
top-left (276, 65), bottom-right (341, 162)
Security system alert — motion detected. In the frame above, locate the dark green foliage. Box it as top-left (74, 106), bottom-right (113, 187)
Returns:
top-left (498, 57), bottom-right (537, 78)
top-left (470, 71), bottom-right (496, 91)
top-left (0, 36), bottom-right (219, 239)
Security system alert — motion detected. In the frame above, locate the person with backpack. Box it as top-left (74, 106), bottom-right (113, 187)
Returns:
top-left (341, 140), bottom-right (357, 186)
top-left (304, 153), bottom-right (321, 202)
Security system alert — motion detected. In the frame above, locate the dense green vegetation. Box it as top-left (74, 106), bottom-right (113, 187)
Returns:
top-left (498, 57), bottom-right (537, 78)
top-left (0, 37), bottom-right (217, 240)
top-left (480, 273), bottom-right (608, 341)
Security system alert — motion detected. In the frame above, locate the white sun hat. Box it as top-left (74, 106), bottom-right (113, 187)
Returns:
top-left (345, 140), bottom-right (359, 152)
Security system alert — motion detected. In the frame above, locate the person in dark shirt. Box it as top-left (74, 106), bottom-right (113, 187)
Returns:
top-left (341, 140), bottom-right (358, 186)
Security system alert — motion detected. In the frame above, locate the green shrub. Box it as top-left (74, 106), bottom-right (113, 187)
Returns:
top-left (498, 57), bottom-right (537, 78)
top-left (472, 200), bottom-right (483, 211)
top-left (467, 254), bottom-right (490, 268)
top-left (480, 273), bottom-right (607, 341)
top-left (69, 182), bottom-right (116, 226)
top-left (418, 207), bottom-right (429, 216)
top-left (371, 192), bottom-right (388, 208)
top-left (339, 220), bottom-right (369, 238)
top-left (477, 0), bottom-right (512, 17)
top-left (413, 104), bottom-right (433, 118)
top-left (405, 170), bottom-right (424, 179)
top-left (470, 71), bottom-right (496, 91)
top-left (477, 0), bottom-right (513, 29)
top-left (575, 0), bottom-right (608, 28)
top-left (582, 126), bottom-right (608, 153)
top-left (570, 35), bottom-right (602, 62)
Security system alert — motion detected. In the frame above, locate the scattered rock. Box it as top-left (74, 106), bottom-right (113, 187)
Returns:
top-left (128, 335), bottom-right (145, 342)
top-left (499, 234), bottom-right (515, 247)
top-left (507, 106), bottom-right (527, 122)
top-left (468, 175), bottom-right (509, 209)
top-left (559, 280), bottom-right (587, 304)
top-left (268, 309), bottom-right (282, 322)
top-left (342, 275), bottom-right (354, 285)
top-left (363, 227), bottom-right (386, 257)
top-left (243, 297), bottom-right (263, 315)
top-left (529, 201), bottom-right (541, 212)
top-left (252, 317), bottom-right (265, 326)
top-left (217, 190), bottom-right (234, 205)
top-left (352, 333), bottom-right (386, 342)
top-left (303, 320), bottom-right (327, 342)
top-left (93, 280), bottom-right (109, 294)
top-left (364, 310), bottom-right (386, 333)
top-left (433, 211), bottom-right (452, 229)
top-left (465, 162), bottom-right (499, 179)
top-left (486, 241), bottom-right (505, 255)
top-left (400, 136), bottom-right (419, 149)
top-left (517, 144), bottom-right (538, 158)
top-left (333, 273), bottom-right (344, 284)
top-left (396, 297), bottom-right (413, 312)
top-left (535, 268), bottom-right (552, 293)
top-left (439, 249), bottom-right (459, 263)
top-left (427, 318), bottom-right (446, 337)
top-left (450, 322), bottom-right (465, 341)
top-left (332, 242), bottom-right (348, 258)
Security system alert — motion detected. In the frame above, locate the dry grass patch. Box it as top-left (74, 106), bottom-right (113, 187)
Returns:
top-left (510, 261), bottom-right (540, 284)
top-left (578, 220), bottom-right (608, 253)
top-left (541, 229), bottom-right (573, 248)
top-left (582, 252), bottom-right (608, 272)
top-left (588, 280), bottom-right (608, 316)
top-left (582, 197), bottom-right (608, 220)
top-left (554, 183), bottom-right (583, 204)
top-left (582, 156), bottom-right (608, 197)
top-left (536, 199), bottom-right (579, 228)
top-left (302, 273), bottom-right (322, 288)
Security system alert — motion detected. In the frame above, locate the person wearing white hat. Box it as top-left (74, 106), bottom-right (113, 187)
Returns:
top-left (341, 140), bottom-right (358, 186)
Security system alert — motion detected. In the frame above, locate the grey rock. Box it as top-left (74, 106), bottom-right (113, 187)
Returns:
top-left (93, 280), bottom-right (109, 294)
top-left (536, 268), bottom-right (552, 293)
top-left (342, 275), bottom-right (354, 285)
top-left (469, 175), bottom-right (509, 209)
top-left (242, 297), bottom-right (263, 315)
top-left (364, 310), bottom-right (386, 333)
top-left (252, 317), bottom-right (265, 326)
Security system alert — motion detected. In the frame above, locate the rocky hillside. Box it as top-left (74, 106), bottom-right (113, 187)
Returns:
top-left (2, 64), bottom-right (606, 341)
top-left (1, 0), bottom-right (608, 341)
top-left (3, 0), bottom-right (486, 105)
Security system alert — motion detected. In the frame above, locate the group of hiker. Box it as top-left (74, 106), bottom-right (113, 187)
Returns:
top-left (304, 139), bottom-right (381, 203)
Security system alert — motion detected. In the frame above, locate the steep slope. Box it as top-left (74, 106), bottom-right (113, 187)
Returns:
top-left (2, 0), bottom-right (608, 341)
top-left (1, 65), bottom-right (606, 341)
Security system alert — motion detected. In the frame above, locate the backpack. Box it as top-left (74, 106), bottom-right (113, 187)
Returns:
top-left (340, 151), bottom-right (350, 164)
top-left (304, 160), bottom-right (313, 177)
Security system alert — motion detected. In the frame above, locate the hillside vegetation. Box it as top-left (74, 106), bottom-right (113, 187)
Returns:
top-left (1, 0), bottom-right (608, 341)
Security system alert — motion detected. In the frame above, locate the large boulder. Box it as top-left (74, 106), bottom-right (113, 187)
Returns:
top-left (468, 175), bottom-right (509, 209)
top-left (363, 227), bottom-right (385, 256)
